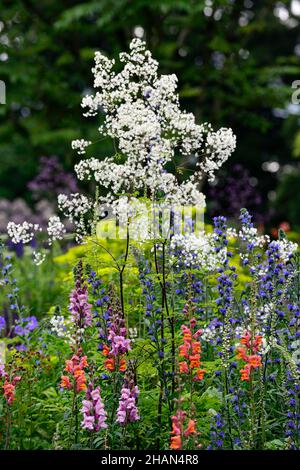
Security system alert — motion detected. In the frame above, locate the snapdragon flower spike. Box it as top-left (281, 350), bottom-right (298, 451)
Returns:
top-left (170, 410), bottom-right (196, 450)
top-left (178, 322), bottom-right (205, 381)
top-left (116, 378), bottom-right (140, 425)
top-left (60, 352), bottom-right (88, 393)
top-left (0, 366), bottom-right (21, 405)
top-left (81, 384), bottom-right (107, 432)
top-left (101, 287), bottom-right (131, 373)
top-left (69, 260), bottom-right (93, 332)
top-left (236, 330), bottom-right (262, 381)
top-left (108, 318), bottom-right (131, 356)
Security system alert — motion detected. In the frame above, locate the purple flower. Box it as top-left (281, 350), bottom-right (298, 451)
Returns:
top-left (69, 286), bottom-right (93, 328)
top-left (24, 316), bottom-right (39, 331)
top-left (69, 261), bottom-right (92, 328)
top-left (14, 325), bottom-right (25, 336)
top-left (81, 385), bottom-right (107, 432)
top-left (0, 316), bottom-right (5, 332)
top-left (116, 383), bottom-right (140, 425)
top-left (107, 301), bottom-right (131, 356)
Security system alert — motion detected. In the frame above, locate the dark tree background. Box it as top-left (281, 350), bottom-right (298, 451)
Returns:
top-left (0, 0), bottom-right (300, 228)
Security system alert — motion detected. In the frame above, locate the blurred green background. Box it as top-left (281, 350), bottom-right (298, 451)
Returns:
top-left (0, 0), bottom-right (300, 231)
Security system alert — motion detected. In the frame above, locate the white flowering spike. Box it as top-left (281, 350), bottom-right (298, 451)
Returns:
top-left (68, 38), bottom-right (236, 238)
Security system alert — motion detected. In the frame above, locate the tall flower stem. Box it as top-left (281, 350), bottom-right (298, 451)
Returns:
top-left (119, 225), bottom-right (130, 318)
top-left (153, 241), bottom-right (165, 449)
top-left (4, 404), bottom-right (11, 450)
top-left (162, 241), bottom-right (176, 398)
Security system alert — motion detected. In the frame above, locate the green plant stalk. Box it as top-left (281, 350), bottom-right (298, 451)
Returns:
top-left (4, 402), bottom-right (11, 450)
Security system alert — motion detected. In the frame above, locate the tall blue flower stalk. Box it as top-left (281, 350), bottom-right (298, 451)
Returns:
top-left (86, 267), bottom-right (110, 352)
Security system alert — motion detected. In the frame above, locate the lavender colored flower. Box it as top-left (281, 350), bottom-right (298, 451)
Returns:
top-left (81, 385), bottom-right (107, 432)
top-left (70, 261), bottom-right (93, 328)
top-left (108, 311), bottom-right (131, 356)
top-left (14, 316), bottom-right (38, 336)
top-left (116, 382), bottom-right (140, 425)
top-left (0, 316), bottom-right (5, 332)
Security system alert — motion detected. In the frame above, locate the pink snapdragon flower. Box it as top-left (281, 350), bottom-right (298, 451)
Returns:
top-left (108, 332), bottom-right (131, 355)
top-left (116, 383), bottom-right (140, 425)
top-left (81, 385), bottom-right (107, 432)
top-left (107, 314), bottom-right (131, 356)
top-left (69, 284), bottom-right (92, 328)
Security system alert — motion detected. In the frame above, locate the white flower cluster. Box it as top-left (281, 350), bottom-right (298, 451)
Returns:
top-left (170, 232), bottom-right (227, 270)
top-left (7, 39), bottom-right (236, 253)
top-left (49, 315), bottom-right (73, 342)
top-left (71, 139), bottom-right (92, 155)
top-left (58, 193), bottom-right (92, 221)
top-left (257, 301), bottom-right (275, 323)
top-left (58, 193), bottom-right (92, 242)
top-left (201, 324), bottom-right (223, 343)
top-left (32, 251), bottom-right (46, 266)
top-left (47, 216), bottom-right (66, 245)
top-left (238, 223), bottom-right (269, 267)
top-left (238, 224), bottom-right (269, 248)
top-left (7, 221), bottom-right (41, 244)
top-left (200, 128), bottom-right (237, 182)
top-left (71, 38), bottom-right (236, 232)
top-left (272, 239), bottom-right (298, 263)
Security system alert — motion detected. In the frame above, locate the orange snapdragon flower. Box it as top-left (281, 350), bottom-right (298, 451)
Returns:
top-left (189, 354), bottom-right (201, 369)
top-left (104, 358), bottom-right (115, 371)
top-left (170, 412), bottom-right (197, 450)
top-left (248, 355), bottom-right (262, 368)
top-left (75, 371), bottom-right (87, 392)
top-left (184, 419), bottom-right (196, 437)
top-left (182, 325), bottom-right (192, 342)
top-left (178, 323), bottom-right (206, 381)
top-left (102, 345), bottom-right (110, 357)
top-left (192, 342), bottom-right (201, 354)
top-left (60, 352), bottom-right (88, 393)
top-left (240, 365), bottom-right (251, 381)
top-left (102, 342), bottom-right (127, 373)
top-left (179, 343), bottom-right (190, 358)
top-left (240, 331), bottom-right (251, 348)
top-left (236, 347), bottom-right (248, 361)
top-left (1, 373), bottom-right (21, 405)
top-left (3, 381), bottom-right (15, 404)
top-left (236, 331), bottom-right (263, 382)
top-left (195, 369), bottom-right (206, 381)
top-left (253, 335), bottom-right (263, 352)
top-left (60, 375), bottom-right (72, 389)
top-left (170, 435), bottom-right (182, 450)
top-left (179, 362), bottom-right (189, 374)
